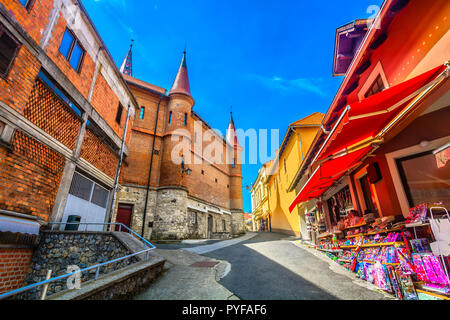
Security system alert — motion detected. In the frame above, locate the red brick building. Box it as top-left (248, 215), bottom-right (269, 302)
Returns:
top-left (113, 50), bottom-right (245, 240)
top-left (0, 0), bottom-right (137, 294)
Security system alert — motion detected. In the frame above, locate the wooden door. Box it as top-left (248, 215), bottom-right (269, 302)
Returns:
top-left (115, 204), bottom-right (133, 232)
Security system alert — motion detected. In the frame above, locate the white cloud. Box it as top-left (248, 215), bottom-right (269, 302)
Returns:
top-left (247, 73), bottom-right (328, 97)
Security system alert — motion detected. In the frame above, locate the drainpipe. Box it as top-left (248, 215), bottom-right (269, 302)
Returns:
top-left (106, 104), bottom-right (131, 229)
top-left (298, 133), bottom-right (304, 161)
top-left (141, 93), bottom-right (164, 238)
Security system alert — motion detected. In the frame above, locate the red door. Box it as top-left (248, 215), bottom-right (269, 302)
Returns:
top-left (115, 204), bottom-right (133, 232)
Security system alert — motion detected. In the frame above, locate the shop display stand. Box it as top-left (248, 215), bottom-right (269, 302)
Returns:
top-left (429, 207), bottom-right (450, 285)
top-left (402, 206), bottom-right (450, 299)
top-left (312, 204), bottom-right (450, 300)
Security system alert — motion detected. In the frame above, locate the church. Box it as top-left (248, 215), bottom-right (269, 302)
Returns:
top-left (113, 45), bottom-right (246, 240)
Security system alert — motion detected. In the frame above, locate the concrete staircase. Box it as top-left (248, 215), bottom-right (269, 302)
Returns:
top-left (113, 232), bottom-right (155, 261)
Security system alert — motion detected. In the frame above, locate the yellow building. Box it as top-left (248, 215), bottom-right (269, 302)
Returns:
top-left (264, 112), bottom-right (324, 237)
top-left (250, 161), bottom-right (272, 232)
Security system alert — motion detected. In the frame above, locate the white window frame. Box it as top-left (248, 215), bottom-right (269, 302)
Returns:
top-left (385, 135), bottom-right (450, 217)
top-left (358, 61), bottom-right (390, 101)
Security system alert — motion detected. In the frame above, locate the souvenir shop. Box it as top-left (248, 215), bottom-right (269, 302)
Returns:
top-left (291, 64), bottom-right (450, 300)
top-left (315, 202), bottom-right (450, 300)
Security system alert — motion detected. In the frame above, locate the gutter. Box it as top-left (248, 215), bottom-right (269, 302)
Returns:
top-left (141, 93), bottom-right (164, 237)
top-left (106, 103), bottom-right (131, 226)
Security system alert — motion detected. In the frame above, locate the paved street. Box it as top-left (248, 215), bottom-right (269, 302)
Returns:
top-left (139, 232), bottom-right (393, 300)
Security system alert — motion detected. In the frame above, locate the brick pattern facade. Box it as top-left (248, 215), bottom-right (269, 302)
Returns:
top-left (0, 130), bottom-right (65, 221)
top-left (23, 79), bottom-right (82, 150)
top-left (90, 73), bottom-right (125, 138)
top-left (80, 127), bottom-right (119, 179)
top-left (0, 248), bottom-right (33, 295)
top-left (0, 45), bottom-right (41, 114)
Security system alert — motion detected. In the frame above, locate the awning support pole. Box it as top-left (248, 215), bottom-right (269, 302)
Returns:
top-left (312, 106), bottom-right (350, 165)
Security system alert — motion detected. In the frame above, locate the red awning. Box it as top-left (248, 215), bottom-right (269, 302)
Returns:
top-left (289, 146), bottom-right (371, 212)
top-left (289, 64), bottom-right (448, 212)
top-left (316, 64), bottom-right (447, 161)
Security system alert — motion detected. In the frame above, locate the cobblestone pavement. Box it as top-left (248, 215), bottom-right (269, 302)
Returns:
top-left (133, 248), bottom-right (238, 300)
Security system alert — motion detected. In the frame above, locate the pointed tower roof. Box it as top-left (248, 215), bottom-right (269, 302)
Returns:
top-left (226, 111), bottom-right (240, 147)
top-left (120, 41), bottom-right (133, 77)
top-left (169, 51), bottom-right (192, 97)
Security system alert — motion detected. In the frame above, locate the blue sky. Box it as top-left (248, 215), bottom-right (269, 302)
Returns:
top-left (82, 0), bottom-right (382, 213)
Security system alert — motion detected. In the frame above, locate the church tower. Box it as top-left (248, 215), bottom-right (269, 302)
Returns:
top-left (159, 51), bottom-right (195, 187)
top-left (227, 112), bottom-right (245, 234)
top-left (119, 41), bottom-right (133, 76)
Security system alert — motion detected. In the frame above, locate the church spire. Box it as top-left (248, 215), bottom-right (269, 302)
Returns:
top-left (120, 40), bottom-right (133, 76)
top-left (226, 111), bottom-right (240, 147)
top-left (169, 51), bottom-right (191, 97)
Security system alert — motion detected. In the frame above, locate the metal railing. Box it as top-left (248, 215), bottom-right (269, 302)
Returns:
top-left (0, 222), bottom-right (156, 300)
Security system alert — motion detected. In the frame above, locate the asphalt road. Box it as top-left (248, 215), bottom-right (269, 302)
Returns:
top-left (201, 232), bottom-right (391, 300)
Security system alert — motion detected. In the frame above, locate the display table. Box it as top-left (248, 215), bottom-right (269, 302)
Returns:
top-left (312, 205), bottom-right (450, 300)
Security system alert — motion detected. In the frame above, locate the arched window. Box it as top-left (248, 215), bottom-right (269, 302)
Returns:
top-left (168, 111), bottom-right (172, 124)
top-left (139, 106), bottom-right (145, 119)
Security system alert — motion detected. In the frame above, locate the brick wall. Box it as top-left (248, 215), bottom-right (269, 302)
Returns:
top-left (0, 44), bottom-right (41, 114)
top-left (121, 130), bottom-right (162, 186)
top-left (80, 127), bottom-right (119, 179)
top-left (0, 130), bottom-right (65, 221)
top-left (187, 161), bottom-right (231, 209)
top-left (0, 248), bottom-right (33, 295)
top-left (23, 79), bottom-right (82, 150)
top-left (45, 14), bottom-right (96, 100)
top-left (89, 73), bottom-right (124, 138)
top-left (120, 87), bottom-right (167, 187)
top-left (0, 0), bottom-right (54, 45)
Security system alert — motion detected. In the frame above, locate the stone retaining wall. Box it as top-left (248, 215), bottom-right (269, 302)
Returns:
top-left (114, 186), bottom-right (240, 240)
top-left (18, 231), bottom-right (137, 300)
top-left (71, 259), bottom-right (165, 300)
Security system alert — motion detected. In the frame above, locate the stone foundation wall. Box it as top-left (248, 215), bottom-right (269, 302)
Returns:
top-left (187, 209), bottom-right (231, 239)
top-left (69, 259), bottom-right (165, 300)
top-left (113, 185), bottom-right (157, 239)
top-left (231, 210), bottom-right (246, 236)
top-left (115, 186), bottom-right (237, 240)
top-left (19, 231), bottom-right (137, 300)
top-left (152, 188), bottom-right (189, 240)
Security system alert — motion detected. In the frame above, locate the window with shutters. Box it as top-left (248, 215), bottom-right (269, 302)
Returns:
top-left (0, 24), bottom-right (20, 78)
top-left (91, 184), bottom-right (109, 208)
top-left (69, 172), bottom-right (110, 208)
top-left (69, 172), bottom-right (93, 201)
